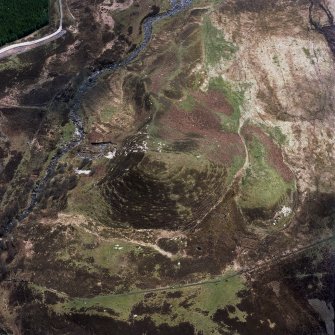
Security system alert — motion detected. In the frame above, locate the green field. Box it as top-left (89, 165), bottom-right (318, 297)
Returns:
top-left (0, 0), bottom-right (49, 46)
top-left (239, 137), bottom-right (294, 210)
top-left (53, 273), bottom-right (247, 334)
top-left (202, 16), bottom-right (237, 66)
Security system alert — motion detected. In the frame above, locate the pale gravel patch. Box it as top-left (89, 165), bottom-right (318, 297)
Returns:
top-left (104, 150), bottom-right (116, 159)
top-left (23, 240), bottom-right (34, 259)
top-left (75, 168), bottom-right (91, 175)
top-left (95, 0), bottom-right (134, 31)
top-left (41, 213), bottom-right (189, 259)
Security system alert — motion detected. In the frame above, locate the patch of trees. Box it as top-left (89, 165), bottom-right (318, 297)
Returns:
top-left (0, 0), bottom-right (49, 46)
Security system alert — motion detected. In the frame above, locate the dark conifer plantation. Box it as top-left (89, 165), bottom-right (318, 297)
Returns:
top-left (0, 0), bottom-right (49, 46)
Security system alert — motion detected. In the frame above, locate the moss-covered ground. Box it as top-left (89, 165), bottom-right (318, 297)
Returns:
top-left (238, 137), bottom-right (294, 210)
top-left (52, 272), bottom-right (246, 334)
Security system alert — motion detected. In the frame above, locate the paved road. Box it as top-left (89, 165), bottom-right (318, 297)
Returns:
top-left (0, 0), bottom-right (63, 56)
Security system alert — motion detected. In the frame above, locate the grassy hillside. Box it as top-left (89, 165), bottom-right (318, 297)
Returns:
top-left (0, 0), bottom-right (49, 46)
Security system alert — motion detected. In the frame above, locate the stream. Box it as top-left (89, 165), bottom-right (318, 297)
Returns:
top-left (4, 0), bottom-right (193, 234)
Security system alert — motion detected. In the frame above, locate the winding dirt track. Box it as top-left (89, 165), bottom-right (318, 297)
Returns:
top-left (0, 0), bottom-right (63, 58)
top-left (85, 234), bottom-right (335, 298)
top-left (2, 234), bottom-right (333, 299)
top-left (1, 0), bottom-right (332, 302)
